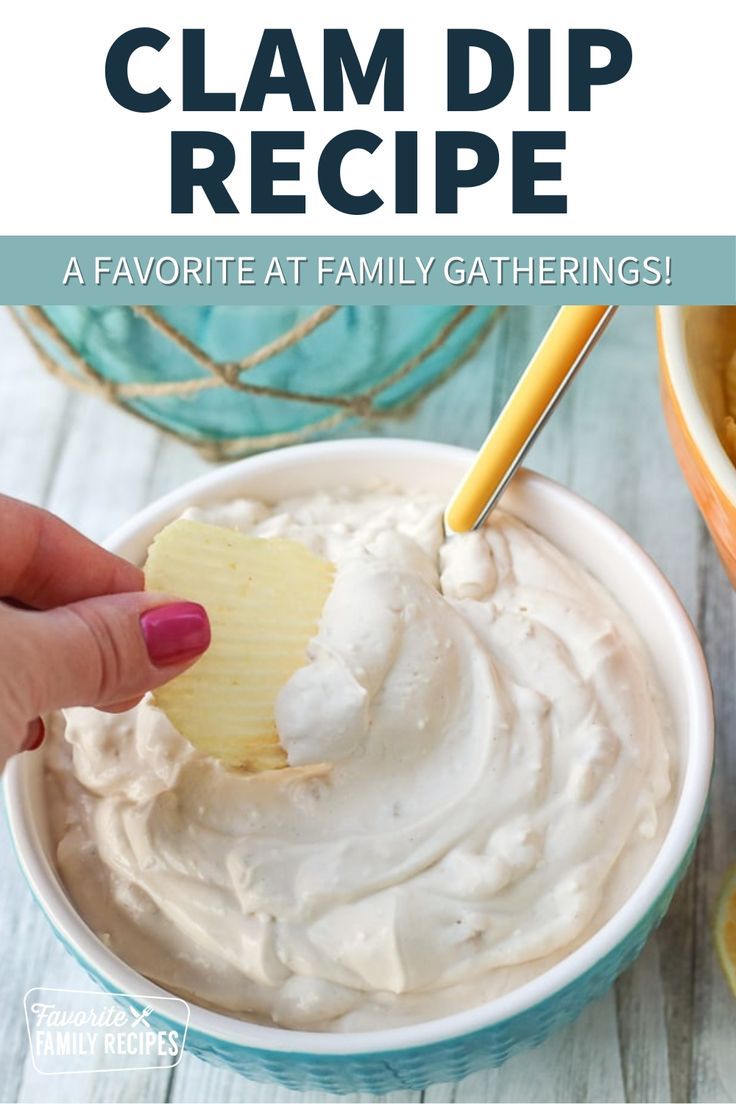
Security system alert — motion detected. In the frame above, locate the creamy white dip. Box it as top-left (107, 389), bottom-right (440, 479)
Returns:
top-left (46, 488), bottom-right (674, 1031)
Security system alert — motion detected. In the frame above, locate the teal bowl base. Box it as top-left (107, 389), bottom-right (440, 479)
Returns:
top-left (36, 845), bottom-right (693, 1095)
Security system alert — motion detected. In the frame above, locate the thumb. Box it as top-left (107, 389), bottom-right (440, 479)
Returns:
top-left (6, 592), bottom-right (210, 724)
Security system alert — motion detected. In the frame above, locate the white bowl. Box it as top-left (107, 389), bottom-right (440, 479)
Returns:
top-left (4, 438), bottom-right (714, 1094)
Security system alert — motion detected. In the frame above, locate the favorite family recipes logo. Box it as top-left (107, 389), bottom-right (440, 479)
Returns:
top-left (23, 988), bottom-right (189, 1075)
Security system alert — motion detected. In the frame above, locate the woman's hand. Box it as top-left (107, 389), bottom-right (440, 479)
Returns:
top-left (0, 495), bottom-right (210, 768)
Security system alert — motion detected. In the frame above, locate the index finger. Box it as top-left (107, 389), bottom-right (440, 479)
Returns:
top-left (0, 495), bottom-right (143, 609)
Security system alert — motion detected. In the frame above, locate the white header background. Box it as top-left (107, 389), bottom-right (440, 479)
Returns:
top-left (0, 0), bottom-right (734, 235)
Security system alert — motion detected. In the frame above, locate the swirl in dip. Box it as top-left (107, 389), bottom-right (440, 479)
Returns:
top-left (46, 488), bottom-right (674, 1031)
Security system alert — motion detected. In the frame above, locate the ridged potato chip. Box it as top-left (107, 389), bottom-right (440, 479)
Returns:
top-left (144, 518), bottom-right (334, 771)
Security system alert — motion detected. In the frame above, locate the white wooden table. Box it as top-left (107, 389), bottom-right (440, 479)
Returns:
top-left (0, 305), bottom-right (734, 1104)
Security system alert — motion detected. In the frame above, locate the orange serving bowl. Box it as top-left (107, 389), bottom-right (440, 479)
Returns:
top-left (658, 307), bottom-right (736, 586)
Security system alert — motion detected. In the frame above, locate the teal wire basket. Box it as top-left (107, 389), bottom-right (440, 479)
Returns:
top-left (12, 305), bottom-right (500, 460)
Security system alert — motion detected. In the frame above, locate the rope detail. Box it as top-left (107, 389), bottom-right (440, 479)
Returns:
top-left (10, 304), bottom-right (504, 461)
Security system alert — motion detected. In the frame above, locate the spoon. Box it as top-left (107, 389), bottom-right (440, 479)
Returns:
top-left (445, 305), bottom-right (618, 533)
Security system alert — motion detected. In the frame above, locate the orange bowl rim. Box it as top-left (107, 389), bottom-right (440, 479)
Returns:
top-left (658, 306), bottom-right (736, 508)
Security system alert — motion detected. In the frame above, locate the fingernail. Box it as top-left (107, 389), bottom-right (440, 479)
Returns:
top-left (22, 718), bottom-right (45, 752)
top-left (140, 602), bottom-right (211, 668)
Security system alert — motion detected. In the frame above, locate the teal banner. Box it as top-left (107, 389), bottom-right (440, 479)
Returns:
top-left (1, 236), bottom-right (733, 304)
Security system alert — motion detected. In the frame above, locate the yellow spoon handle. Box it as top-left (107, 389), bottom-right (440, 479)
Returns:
top-left (445, 305), bottom-right (618, 533)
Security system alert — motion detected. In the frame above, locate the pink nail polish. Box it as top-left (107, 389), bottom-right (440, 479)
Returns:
top-left (140, 602), bottom-right (211, 668)
top-left (22, 718), bottom-right (45, 752)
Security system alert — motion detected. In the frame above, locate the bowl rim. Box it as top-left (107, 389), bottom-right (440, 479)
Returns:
top-left (658, 305), bottom-right (736, 507)
top-left (4, 437), bottom-right (714, 1057)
